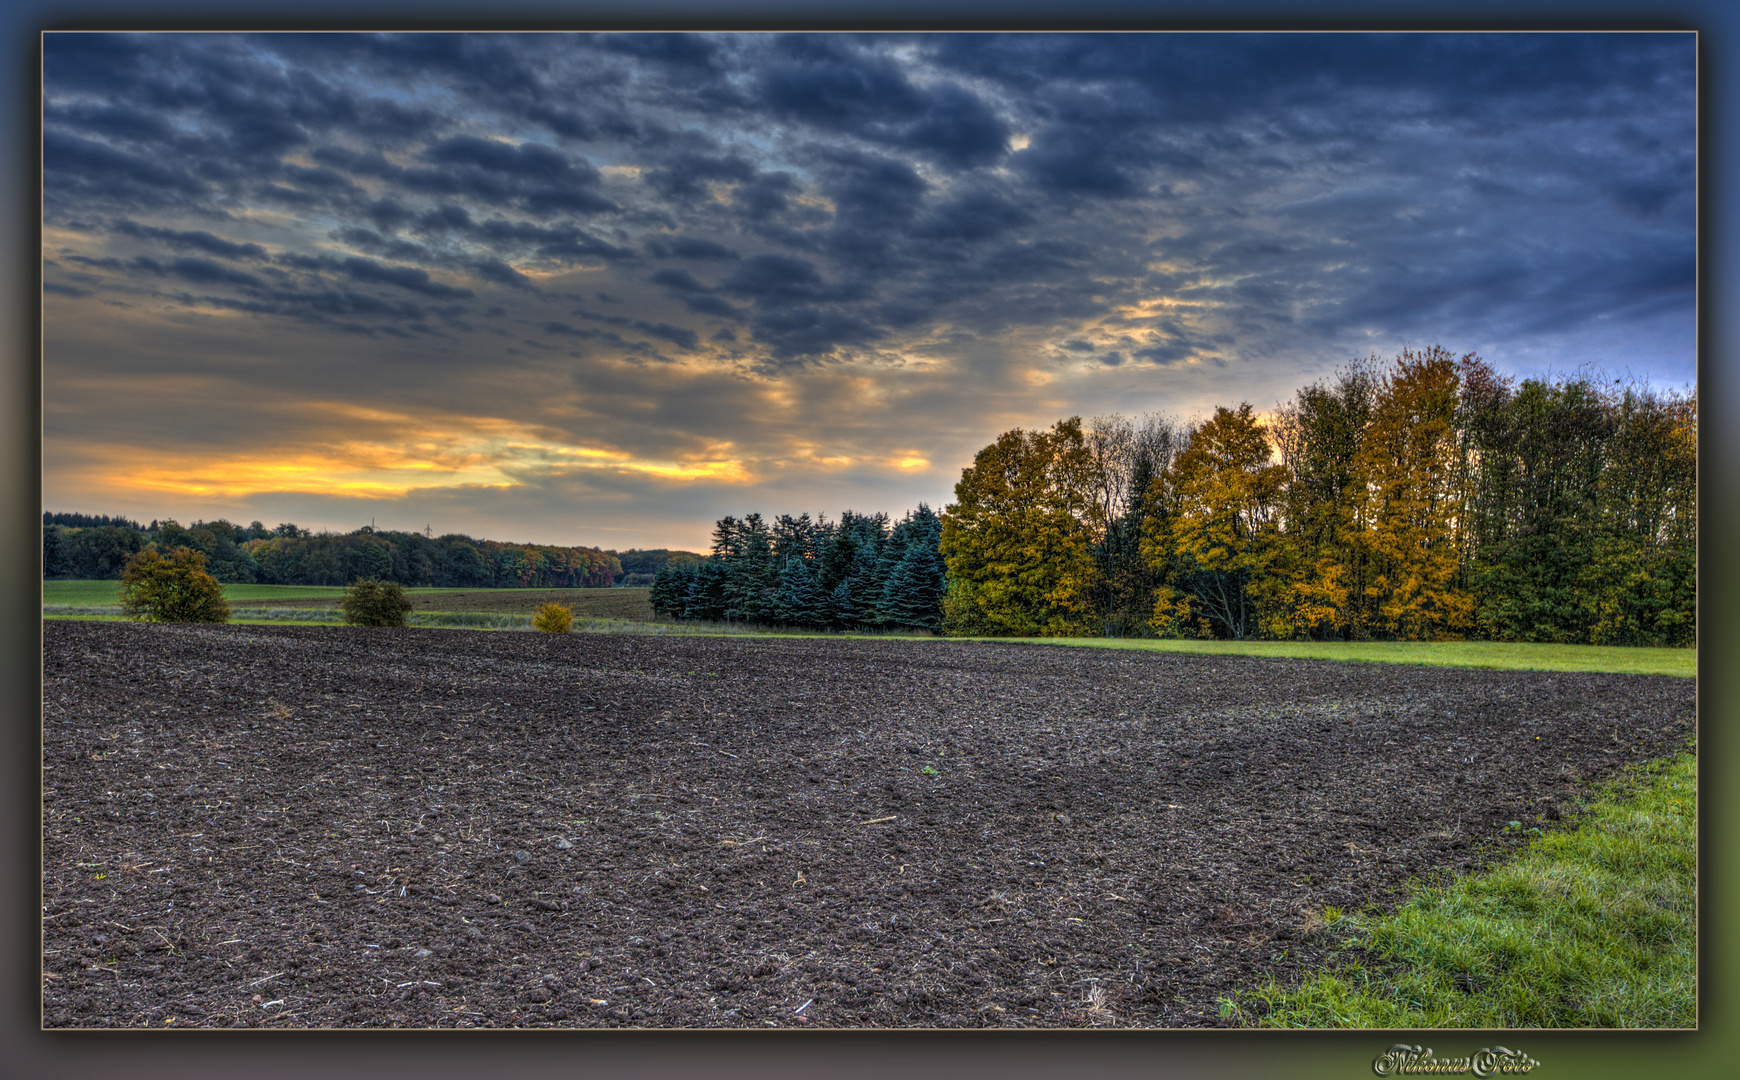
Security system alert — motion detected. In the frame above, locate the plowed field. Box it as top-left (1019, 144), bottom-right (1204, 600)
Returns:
top-left (40, 621), bottom-right (1694, 1028)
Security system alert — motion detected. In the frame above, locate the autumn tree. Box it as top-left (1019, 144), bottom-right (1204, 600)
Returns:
top-left (1267, 360), bottom-right (1379, 638)
top-left (117, 546), bottom-right (230, 623)
top-left (1145, 404), bottom-right (1288, 640)
top-left (1351, 347), bottom-right (1474, 639)
top-left (532, 602), bottom-right (574, 633)
top-left (340, 578), bottom-right (414, 627)
top-left (1469, 375), bottom-right (1695, 645)
top-left (1083, 414), bottom-right (1185, 636)
top-left (940, 418), bottom-right (1106, 636)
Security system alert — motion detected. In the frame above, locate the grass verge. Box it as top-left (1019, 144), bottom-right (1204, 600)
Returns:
top-left (1019, 637), bottom-right (1695, 677)
top-left (1232, 748), bottom-right (1696, 1028)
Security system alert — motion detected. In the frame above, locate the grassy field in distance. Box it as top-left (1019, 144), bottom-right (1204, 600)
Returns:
top-left (42, 580), bottom-right (658, 624)
top-left (43, 580), bottom-right (356, 606)
top-left (42, 580), bottom-right (1694, 676)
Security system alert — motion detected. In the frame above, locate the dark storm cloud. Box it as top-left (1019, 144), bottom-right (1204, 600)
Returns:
top-left (720, 254), bottom-right (855, 305)
top-left (111, 218), bottom-right (267, 261)
top-left (643, 151), bottom-right (758, 201)
top-left (910, 186), bottom-right (1034, 244)
top-left (645, 236), bottom-right (741, 261)
top-left (749, 306), bottom-right (887, 364)
top-left (543, 320), bottom-right (593, 338)
top-left (424, 135), bottom-right (583, 183)
top-left (43, 129), bottom-right (204, 202)
top-left (132, 254), bottom-right (265, 289)
top-left (45, 100), bottom-right (179, 145)
top-left (650, 267), bottom-right (709, 292)
top-left (188, 287), bottom-right (432, 329)
top-left (471, 218), bottom-right (633, 263)
top-left (649, 266), bottom-right (744, 318)
top-left (596, 32), bottom-right (721, 70)
top-left (472, 259), bottom-right (536, 290)
top-left (413, 203), bottom-right (475, 234)
top-left (822, 152), bottom-right (929, 227)
top-left (336, 257), bottom-right (474, 300)
top-left (679, 294), bottom-right (743, 320)
top-left (634, 321), bottom-right (701, 351)
top-left (728, 172), bottom-right (801, 222)
top-left (757, 35), bottom-right (1010, 170)
top-left (332, 226), bottom-right (437, 264)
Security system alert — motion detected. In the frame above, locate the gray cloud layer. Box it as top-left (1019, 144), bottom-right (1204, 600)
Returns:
top-left (42, 32), bottom-right (1695, 548)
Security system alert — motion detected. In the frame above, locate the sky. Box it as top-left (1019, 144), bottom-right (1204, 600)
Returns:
top-left (41, 31), bottom-right (1697, 553)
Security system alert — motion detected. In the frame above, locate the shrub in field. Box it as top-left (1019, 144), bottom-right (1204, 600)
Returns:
top-left (118, 546), bottom-right (230, 623)
top-left (340, 578), bottom-right (414, 627)
top-left (532, 602), bottom-right (574, 633)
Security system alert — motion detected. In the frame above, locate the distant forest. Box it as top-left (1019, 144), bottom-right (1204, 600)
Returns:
top-left (42, 515), bottom-right (700, 589)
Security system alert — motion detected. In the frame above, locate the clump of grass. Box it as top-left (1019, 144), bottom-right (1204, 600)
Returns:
top-left (1031, 637), bottom-right (1694, 677)
top-left (532, 602), bottom-right (574, 633)
top-left (230, 608), bottom-right (344, 623)
top-left (411, 611), bottom-right (530, 629)
top-left (1235, 749), bottom-right (1696, 1028)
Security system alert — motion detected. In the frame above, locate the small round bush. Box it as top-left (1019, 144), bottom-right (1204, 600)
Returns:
top-left (340, 578), bottom-right (414, 627)
top-left (118, 546), bottom-right (230, 623)
top-left (532, 601), bottom-right (574, 633)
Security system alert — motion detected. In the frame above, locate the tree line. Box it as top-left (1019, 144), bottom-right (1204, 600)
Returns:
top-left (649, 506), bottom-right (949, 632)
top-left (45, 347), bottom-right (1694, 647)
top-left (941, 348), bottom-right (1695, 646)
top-left (43, 515), bottom-right (702, 589)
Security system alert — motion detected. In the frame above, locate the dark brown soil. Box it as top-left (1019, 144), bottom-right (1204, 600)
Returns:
top-left (40, 621), bottom-right (1694, 1029)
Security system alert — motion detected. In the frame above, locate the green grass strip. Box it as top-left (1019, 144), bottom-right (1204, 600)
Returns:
top-left (1236, 749), bottom-right (1696, 1029)
top-left (1012, 636), bottom-right (1695, 677)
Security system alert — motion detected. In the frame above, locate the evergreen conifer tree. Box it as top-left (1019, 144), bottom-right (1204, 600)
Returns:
top-left (649, 561), bottom-right (695, 616)
top-left (830, 579), bottom-right (859, 629)
top-left (723, 513), bottom-right (775, 622)
top-left (683, 561), bottom-right (730, 621)
top-left (775, 556), bottom-right (828, 627)
top-left (880, 506), bottom-right (947, 629)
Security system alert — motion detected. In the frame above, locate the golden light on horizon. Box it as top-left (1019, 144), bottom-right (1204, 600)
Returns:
top-left (63, 408), bottom-right (760, 501)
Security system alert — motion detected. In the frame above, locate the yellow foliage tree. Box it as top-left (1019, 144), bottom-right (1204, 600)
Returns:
top-left (117, 545), bottom-right (230, 623)
top-left (1266, 361), bottom-right (1379, 638)
top-left (532, 601), bottom-right (574, 633)
top-left (1146, 403), bottom-right (1288, 639)
top-left (1351, 347), bottom-right (1475, 639)
top-left (940, 417), bottom-right (1106, 636)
